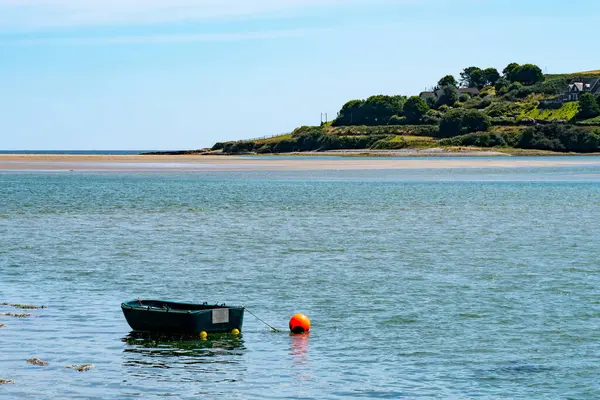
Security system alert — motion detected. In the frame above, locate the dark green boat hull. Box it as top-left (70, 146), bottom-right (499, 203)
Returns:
top-left (121, 300), bottom-right (244, 334)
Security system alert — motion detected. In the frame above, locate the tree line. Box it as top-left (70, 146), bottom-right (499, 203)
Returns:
top-left (333, 62), bottom-right (546, 128)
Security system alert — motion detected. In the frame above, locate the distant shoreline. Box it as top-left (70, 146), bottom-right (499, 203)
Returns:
top-left (140, 148), bottom-right (600, 157)
top-left (2, 154), bottom-right (600, 172)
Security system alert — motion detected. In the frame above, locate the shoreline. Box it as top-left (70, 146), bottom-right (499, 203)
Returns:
top-left (2, 153), bottom-right (600, 172)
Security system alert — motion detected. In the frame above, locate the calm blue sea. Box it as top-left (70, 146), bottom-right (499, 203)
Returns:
top-left (1, 164), bottom-right (600, 399)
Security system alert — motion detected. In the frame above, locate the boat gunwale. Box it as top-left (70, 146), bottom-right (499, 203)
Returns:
top-left (121, 299), bottom-right (244, 315)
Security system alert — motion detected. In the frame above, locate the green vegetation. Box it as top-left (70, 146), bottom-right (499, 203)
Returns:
top-left (443, 125), bottom-right (600, 153)
top-left (213, 62), bottom-right (600, 155)
top-left (439, 109), bottom-right (491, 138)
top-left (332, 95), bottom-right (406, 126)
top-left (460, 66), bottom-right (501, 88)
top-left (404, 96), bottom-right (429, 123)
top-left (520, 101), bottom-right (578, 121)
top-left (577, 93), bottom-right (600, 119)
top-left (577, 115), bottom-right (600, 126)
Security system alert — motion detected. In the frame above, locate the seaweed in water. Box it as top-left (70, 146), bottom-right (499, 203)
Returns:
top-left (0, 303), bottom-right (46, 309)
top-left (0, 379), bottom-right (15, 385)
top-left (27, 358), bottom-right (49, 366)
top-left (0, 324), bottom-right (5, 328)
top-left (65, 364), bottom-right (94, 372)
top-left (0, 313), bottom-right (31, 318)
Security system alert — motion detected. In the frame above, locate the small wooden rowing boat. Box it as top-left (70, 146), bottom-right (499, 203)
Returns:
top-left (121, 299), bottom-right (244, 334)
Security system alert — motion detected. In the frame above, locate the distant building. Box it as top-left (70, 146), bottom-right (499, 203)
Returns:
top-left (419, 87), bottom-right (480, 101)
top-left (559, 78), bottom-right (600, 102)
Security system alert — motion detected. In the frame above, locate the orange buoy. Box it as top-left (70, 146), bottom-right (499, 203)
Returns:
top-left (289, 313), bottom-right (310, 334)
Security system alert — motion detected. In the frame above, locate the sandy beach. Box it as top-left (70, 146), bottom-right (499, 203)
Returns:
top-left (2, 154), bottom-right (600, 171)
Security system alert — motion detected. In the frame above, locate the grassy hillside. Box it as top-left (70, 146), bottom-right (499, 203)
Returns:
top-left (520, 101), bottom-right (579, 121)
top-left (545, 70), bottom-right (600, 79)
top-left (575, 70), bottom-right (600, 75)
top-left (212, 65), bottom-right (600, 155)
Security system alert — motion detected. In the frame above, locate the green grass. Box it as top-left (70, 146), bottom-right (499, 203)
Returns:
top-left (325, 125), bottom-right (439, 137)
top-left (254, 134), bottom-right (292, 144)
top-left (577, 115), bottom-right (600, 126)
top-left (520, 101), bottom-right (578, 121)
top-left (545, 70), bottom-right (600, 79)
top-left (389, 135), bottom-right (437, 148)
top-left (573, 70), bottom-right (600, 75)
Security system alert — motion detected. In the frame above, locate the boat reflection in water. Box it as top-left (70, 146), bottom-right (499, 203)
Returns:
top-left (121, 331), bottom-right (247, 383)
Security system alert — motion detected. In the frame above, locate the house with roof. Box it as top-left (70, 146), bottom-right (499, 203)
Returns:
top-left (560, 78), bottom-right (600, 102)
top-left (419, 87), bottom-right (480, 102)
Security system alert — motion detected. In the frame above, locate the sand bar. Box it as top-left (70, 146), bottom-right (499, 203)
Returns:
top-left (2, 154), bottom-right (600, 171)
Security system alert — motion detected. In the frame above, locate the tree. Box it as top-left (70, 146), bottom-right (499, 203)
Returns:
top-left (460, 67), bottom-right (483, 88)
top-left (503, 62), bottom-right (520, 81)
top-left (438, 75), bottom-right (458, 88)
top-left (503, 63), bottom-right (544, 85)
top-left (462, 109), bottom-right (491, 132)
top-left (482, 68), bottom-right (500, 86)
top-left (577, 92), bottom-right (600, 119)
top-left (436, 85), bottom-right (459, 107)
top-left (333, 99), bottom-right (365, 126)
top-left (439, 109), bottom-right (491, 138)
top-left (494, 77), bottom-right (510, 92)
top-left (362, 95), bottom-right (406, 125)
top-left (425, 95), bottom-right (437, 108)
top-left (514, 64), bottom-right (544, 85)
top-left (439, 110), bottom-right (465, 137)
top-left (333, 95), bottom-right (406, 126)
top-left (403, 96), bottom-right (430, 123)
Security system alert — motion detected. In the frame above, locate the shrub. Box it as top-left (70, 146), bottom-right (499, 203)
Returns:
top-left (223, 141), bottom-right (256, 153)
top-left (577, 92), bottom-right (600, 119)
top-left (490, 116), bottom-right (517, 126)
top-left (519, 125), bottom-right (600, 153)
top-left (538, 101), bottom-right (563, 110)
top-left (291, 125), bottom-right (322, 137)
top-left (388, 115), bottom-right (408, 125)
top-left (438, 109), bottom-right (491, 138)
top-left (476, 98), bottom-right (493, 109)
top-left (485, 101), bottom-right (522, 118)
top-left (436, 85), bottom-right (459, 107)
top-left (519, 117), bottom-right (536, 125)
top-left (495, 77), bottom-right (510, 92)
top-left (425, 96), bottom-right (437, 108)
top-left (497, 86), bottom-right (509, 96)
top-left (440, 132), bottom-right (507, 147)
top-left (332, 95), bottom-right (407, 126)
top-left (404, 96), bottom-right (430, 123)
top-left (422, 110), bottom-right (442, 125)
top-left (508, 82), bottom-right (523, 92)
top-left (371, 138), bottom-right (408, 150)
top-left (459, 94), bottom-right (471, 102)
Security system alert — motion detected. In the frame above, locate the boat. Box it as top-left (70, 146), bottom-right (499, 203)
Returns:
top-left (121, 299), bottom-right (244, 334)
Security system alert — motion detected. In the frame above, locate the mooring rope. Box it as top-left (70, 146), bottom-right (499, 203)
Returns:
top-left (243, 306), bottom-right (280, 332)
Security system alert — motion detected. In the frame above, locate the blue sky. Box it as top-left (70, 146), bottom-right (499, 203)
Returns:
top-left (1, 0), bottom-right (599, 150)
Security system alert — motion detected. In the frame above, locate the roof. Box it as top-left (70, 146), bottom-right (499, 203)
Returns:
top-left (457, 87), bottom-right (480, 94)
top-left (570, 77), bottom-right (600, 86)
top-left (568, 78), bottom-right (600, 93)
top-left (433, 87), bottom-right (480, 96)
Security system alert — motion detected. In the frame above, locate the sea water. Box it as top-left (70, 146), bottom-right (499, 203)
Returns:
top-left (1, 163), bottom-right (600, 399)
